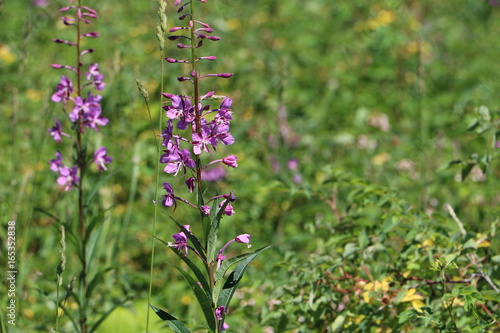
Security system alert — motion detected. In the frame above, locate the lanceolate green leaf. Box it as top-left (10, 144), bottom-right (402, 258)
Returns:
top-left (206, 199), bottom-right (230, 263)
top-left (150, 304), bottom-right (192, 333)
top-left (173, 249), bottom-right (211, 292)
top-left (154, 235), bottom-right (211, 291)
top-left (172, 265), bottom-right (216, 332)
top-left (214, 245), bottom-right (271, 308)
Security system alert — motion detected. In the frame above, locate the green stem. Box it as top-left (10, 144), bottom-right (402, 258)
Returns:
top-left (76, 1), bottom-right (87, 331)
top-left (441, 270), bottom-right (458, 331)
top-left (146, 14), bottom-right (165, 333)
top-left (190, 2), bottom-right (204, 204)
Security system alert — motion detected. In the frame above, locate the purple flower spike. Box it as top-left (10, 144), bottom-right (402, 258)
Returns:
top-left (93, 147), bottom-right (113, 172)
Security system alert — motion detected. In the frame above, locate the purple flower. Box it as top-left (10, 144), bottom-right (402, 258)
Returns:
top-left (219, 199), bottom-right (234, 216)
top-left (215, 304), bottom-right (229, 331)
top-left (293, 173), bottom-right (303, 184)
top-left (48, 119), bottom-right (70, 143)
top-left (215, 306), bottom-right (225, 319)
top-left (161, 182), bottom-right (176, 207)
top-left (217, 132), bottom-right (235, 146)
top-left (496, 141), bottom-right (500, 148)
top-left (51, 75), bottom-right (73, 103)
top-left (216, 253), bottom-right (226, 269)
top-left (49, 151), bottom-right (64, 172)
top-left (212, 110), bottom-right (232, 134)
top-left (217, 233), bottom-right (252, 269)
top-left (222, 155), bottom-right (238, 168)
top-left (201, 165), bottom-right (226, 182)
top-left (32, 0), bottom-right (48, 8)
top-left (164, 95), bottom-right (195, 130)
top-left (57, 166), bottom-right (79, 191)
top-left (163, 148), bottom-right (195, 175)
top-left (160, 120), bottom-right (174, 146)
top-left (160, 140), bottom-right (180, 163)
top-left (86, 63), bottom-right (105, 90)
top-left (171, 225), bottom-right (190, 256)
top-left (84, 108), bottom-right (109, 130)
top-left (235, 234), bottom-right (251, 247)
top-left (287, 158), bottom-right (298, 171)
top-left (201, 205), bottom-right (211, 216)
top-left (185, 177), bottom-right (196, 192)
top-left (93, 147), bottom-right (113, 171)
top-left (69, 93), bottom-right (108, 131)
top-left (192, 126), bottom-right (218, 155)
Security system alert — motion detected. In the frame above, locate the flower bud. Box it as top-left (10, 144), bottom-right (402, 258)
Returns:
top-left (222, 155), bottom-right (238, 168)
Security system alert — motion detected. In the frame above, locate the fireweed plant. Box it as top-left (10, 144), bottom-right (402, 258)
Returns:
top-left (47, 1), bottom-right (119, 332)
top-left (141, 0), bottom-right (270, 332)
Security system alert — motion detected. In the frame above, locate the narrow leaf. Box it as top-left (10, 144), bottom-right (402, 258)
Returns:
top-left (206, 198), bottom-right (230, 262)
top-left (150, 304), bottom-right (192, 333)
top-left (172, 265), bottom-right (216, 331)
top-left (215, 245), bottom-right (271, 309)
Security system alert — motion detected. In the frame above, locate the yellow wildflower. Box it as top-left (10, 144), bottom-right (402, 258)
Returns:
top-left (401, 288), bottom-right (425, 313)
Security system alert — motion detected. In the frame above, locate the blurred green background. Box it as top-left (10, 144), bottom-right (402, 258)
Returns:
top-left (1, 0), bottom-right (499, 332)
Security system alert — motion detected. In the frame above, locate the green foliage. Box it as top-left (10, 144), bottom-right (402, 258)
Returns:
top-left (257, 170), bottom-right (499, 332)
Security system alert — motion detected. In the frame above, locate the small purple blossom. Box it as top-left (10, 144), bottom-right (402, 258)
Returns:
top-left (235, 234), bottom-right (251, 248)
top-left (57, 165), bottom-right (79, 191)
top-left (201, 165), bottom-right (227, 182)
top-left (171, 225), bottom-right (190, 256)
top-left (49, 151), bottom-right (64, 172)
top-left (51, 75), bottom-right (73, 103)
top-left (192, 126), bottom-right (218, 155)
top-left (287, 158), bottom-right (299, 171)
top-left (222, 155), bottom-right (238, 168)
top-left (161, 182), bottom-right (176, 207)
top-left (215, 306), bottom-right (225, 319)
top-left (163, 148), bottom-right (195, 175)
top-left (185, 177), bottom-right (196, 192)
top-left (32, 0), bottom-right (48, 8)
top-left (164, 95), bottom-right (195, 130)
top-left (219, 199), bottom-right (234, 216)
top-left (201, 205), bottom-right (211, 216)
top-left (48, 119), bottom-right (70, 143)
top-left (86, 63), bottom-right (105, 90)
top-left (93, 147), bottom-right (113, 172)
top-left (216, 305), bottom-right (230, 331)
